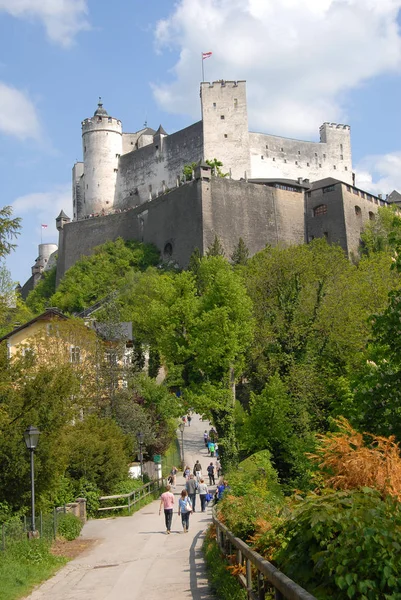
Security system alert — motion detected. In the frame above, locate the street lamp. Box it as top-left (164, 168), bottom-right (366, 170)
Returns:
top-left (136, 431), bottom-right (144, 480)
top-left (179, 422), bottom-right (185, 468)
top-left (23, 425), bottom-right (41, 537)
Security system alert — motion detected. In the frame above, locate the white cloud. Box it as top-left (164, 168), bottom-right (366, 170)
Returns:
top-left (0, 82), bottom-right (41, 140)
top-left (12, 184), bottom-right (71, 239)
top-left (0, 0), bottom-right (89, 47)
top-left (153, 0), bottom-right (401, 137)
top-left (356, 152), bottom-right (401, 196)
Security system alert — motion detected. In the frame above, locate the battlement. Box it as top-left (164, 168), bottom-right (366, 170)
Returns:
top-left (319, 122), bottom-right (350, 131)
top-left (82, 116), bottom-right (122, 134)
top-left (201, 80), bottom-right (246, 89)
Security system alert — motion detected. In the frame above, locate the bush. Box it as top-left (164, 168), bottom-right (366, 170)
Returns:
top-left (57, 513), bottom-right (83, 541)
top-left (275, 488), bottom-right (401, 599)
top-left (75, 479), bottom-right (100, 517)
top-left (203, 527), bottom-right (247, 600)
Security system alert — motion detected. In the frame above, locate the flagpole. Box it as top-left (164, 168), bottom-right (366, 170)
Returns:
top-left (40, 226), bottom-right (42, 244)
top-left (201, 52), bottom-right (204, 82)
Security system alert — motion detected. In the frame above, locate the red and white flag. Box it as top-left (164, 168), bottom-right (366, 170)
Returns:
top-left (41, 224), bottom-right (48, 229)
top-left (202, 51), bottom-right (212, 60)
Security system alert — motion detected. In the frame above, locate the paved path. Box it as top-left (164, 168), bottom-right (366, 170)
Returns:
top-left (25, 415), bottom-right (216, 600)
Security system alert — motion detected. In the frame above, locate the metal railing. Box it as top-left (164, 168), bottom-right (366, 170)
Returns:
top-left (1, 507), bottom-right (76, 551)
top-left (98, 479), bottom-right (165, 513)
top-left (213, 512), bottom-right (316, 600)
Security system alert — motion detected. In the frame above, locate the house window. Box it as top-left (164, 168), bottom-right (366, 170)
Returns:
top-left (105, 351), bottom-right (117, 366)
top-left (345, 166), bottom-right (348, 171)
top-left (369, 211), bottom-right (375, 220)
top-left (319, 163), bottom-right (322, 168)
top-left (333, 165), bottom-right (336, 170)
top-left (213, 102), bottom-right (216, 108)
top-left (307, 162), bottom-right (310, 167)
top-left (323, 185), bottom-right (335, 193)
top-left (340, 144), bottom-right (343, 152)
top-left (114, 168), bottom-right (118, 173)
top-left (266, 145), bottom-right (268, 149)
top-left (360, 192), bottom-right (365, 199)
top-left (295, 161), bottom-right (298, 165)
top-left (261, 155), bottom-right (264, 160)
top-left (340, 154), bottom-right (344, 160)
top-left (346, 185), bottom-right (351, 192)
top-left (224, 134), bottom-right (228, 138)
top-left (115, 154), bottom-right (120, 158)
top-left (280, 147), bottom-right (284, 152)
top-left (284, 159), bottom-right (287, 163)
top-left (353, 189), bottom-right (359, 195)
top-left (355, 206), bottom-right (362, 216)
top-left (313, 204), bottom-right (328, 217)
top-left (70, 346), bottom-right (81, 364)
top-left (298, 150), bottom-right (301, 155)
top-left (220, 115), bottom-right (225, 120)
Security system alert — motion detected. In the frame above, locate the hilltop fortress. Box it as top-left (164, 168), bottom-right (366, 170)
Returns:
top-left (22, 79), bottom-right (391, 295)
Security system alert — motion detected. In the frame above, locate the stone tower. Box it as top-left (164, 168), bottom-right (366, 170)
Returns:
top-left (81, 99), bottom-right (122, 216)
top-left (201, 80), bottom-right (250, 180)
top-left (319, 122), bottom-right (352, 181)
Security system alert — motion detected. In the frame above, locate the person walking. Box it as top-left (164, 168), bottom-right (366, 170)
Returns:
top-left (216, 458), bottom-right (222, 478)
top-left (209, 441), bottom-right (215, 457)
top-left (187, 414), bottom-right (192, 426)
top-left (207, 462), bottom-right (215, 485)
top-left (183, 465), bottom-right (191, 480)
top-left (178, 489), bottom-right (192, 533)
top-left (203, 430), bottom-right (209, 448)
top-left (186, 473), bottom-right (198, 512)
top-left (198, 478), bottom-right (209, 512)
top-left (159, 485), bottom-right (174, 534)
top-left (193, 459), bottom-right (202, 481)
top-left (168, 465), bottom-right (178, 488)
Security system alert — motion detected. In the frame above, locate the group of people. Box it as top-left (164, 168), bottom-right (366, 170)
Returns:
top-left (203, 428), bottom-right (219, 458)
top-left (182, 459), bottom-right (221, 486)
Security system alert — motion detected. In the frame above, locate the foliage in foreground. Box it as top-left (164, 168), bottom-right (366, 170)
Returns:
top-left (203, 527), bottom-right (247, 600)
top-left (57, 513), bottom-right (83, 541)
top-left (0, 538), bottom-right (66, 600)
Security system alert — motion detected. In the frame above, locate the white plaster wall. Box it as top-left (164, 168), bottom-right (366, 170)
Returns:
top-left (249, 126), bottom-right (352, 185)
top-left (82, 116), bottom-right (122, 215)
top-left (122, 133), bottom-right (140, 155)
top-left (201, 81), bottom-right (250, 179)
top-left (72, 162), bottom-right (84, 220)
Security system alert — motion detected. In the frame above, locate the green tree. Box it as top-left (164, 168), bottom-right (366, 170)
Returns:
top-left (182, 162), bottom-right (198, 182)
top-left (206, 158), bottom-right (228, 177)
top-left (231, 238), bottom-right (249, 266)
top-left (0, 206), bottom-right (21, 258)
top-left (25, 266), bottom-right (57, 314)
top-left (206, 235), bottom-right (225, 257)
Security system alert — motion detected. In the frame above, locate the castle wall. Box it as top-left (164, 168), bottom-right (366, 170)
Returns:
top-left (305, 181), bottom-right (383, 256)
top-left (201, 81), bottom-right (250, 179)
top-left (115, 121), bottom-right (203, 208)
top-left (249, 123), bottom-right (352, 185)
top-left (122, 133), bottom-right (140, 154)
top-left (202, 178), bottom-right (305, 258)
top-left (56, 181), bottom-right (204, 281)
top-left (72, 162), bottom-right (84, 220)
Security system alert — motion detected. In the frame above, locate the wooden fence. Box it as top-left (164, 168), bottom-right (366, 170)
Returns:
top-left (213, 512), bottom-right (317, 600)
top-left (98, 479), bottom-right (164, 513)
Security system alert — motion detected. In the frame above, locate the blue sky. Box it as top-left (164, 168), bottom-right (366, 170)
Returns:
top-left (2, 0), bottom-right (401, 285)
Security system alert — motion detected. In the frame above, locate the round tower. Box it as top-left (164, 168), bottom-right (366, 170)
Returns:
top-left (82, 98), bottom-right (122, 216)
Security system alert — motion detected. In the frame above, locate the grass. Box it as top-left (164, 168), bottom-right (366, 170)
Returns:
top-left (203, 526), bottom-right (247, 600)
top-left (162, 437), bottom-right (181, 477)
top-left (0, 538), bottom-right (67, 600)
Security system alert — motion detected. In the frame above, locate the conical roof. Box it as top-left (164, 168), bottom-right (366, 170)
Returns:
top-left (56, 210), bottom-right (70, 221)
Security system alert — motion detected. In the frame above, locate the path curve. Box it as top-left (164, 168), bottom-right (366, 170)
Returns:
top-left (24, 414), bottom-right (215, 600)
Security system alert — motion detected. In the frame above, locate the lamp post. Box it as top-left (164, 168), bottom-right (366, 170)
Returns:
top-left (179, 422), bottom-right (185, 468)
top-left (136, 431), bottom-right (144, 480)
top-left (23, 425), bottom-right (41, 537)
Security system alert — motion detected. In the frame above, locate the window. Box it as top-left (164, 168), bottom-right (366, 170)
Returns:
top-left (284, 159), bottom-right (287, 163)
top-left (213, 102), bottom-right (216, 108)
top-left (115, 154), bottom-right (120, 158)
top-left (295, 161), bottom-right (298, 165)
top-left (298, 150), bottom-right (301, 155)
top-left (345, 166), bottom-right (348, 171)
top-left (266, 145), bottom-right (268, 149)
top-left (369, 211), bottom-right (375, 221)
top-left (340, 144), bottom-right (343, 152)
top-left (261, 155), bottom-right (264, 160)
top-left (220, 115), bottom-right (225, 120)
top-left (323, 185), bottom-right (335, 193)
top-left (224, 134), bottom-right (228, 138)
top-left (353, 189), bottom-right (359, 195)
top-left (272, 157), bottom-right (275, 161)
top-left (108, 117), bottom-right (112, 123)
top-left (307, 191), bottom-right (311, 198)
top-left (323, 154), bottom-right (326, 159)
top-left (313, 204), bottom-right (328, 217)
top-left (84, 146), bottom-right (86, 152)
top-left (114, 168), bottom-right (118, 173)
top-left (315, 152), bottom-right (318, 157)
top-left (280, 147), bottom-right (284, 152)
top-left (105, 351), bottom-right (117, 366)
top-left (164, 242), bottom-right (173, 257)
top-left (360, 192), bottom-right (365, 199)
top-left (70, 346), bottom-right (81, 364)
top-left (340, 154), bottom-right (344, 160)
top-left (234, 98), bottom-right (238, 107)
top-left (333, 165), bottom-right (336, 170)
top-left (319, 163), bottom-right (322, 168)
top-left (346, 185), bottom-right (351, 192)
top-left (323, 231), bottom-right (329, 239)
top-left (307, 162), bottom-right (310, 167)
top-left (355, 206), bottom-right (362, 216)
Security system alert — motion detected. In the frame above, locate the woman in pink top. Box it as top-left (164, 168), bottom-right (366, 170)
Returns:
top-left (159, 485), bottom-right (175, 534)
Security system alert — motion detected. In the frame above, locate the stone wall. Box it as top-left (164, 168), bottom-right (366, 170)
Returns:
top-left (115, 122), bottom-right (203, 209)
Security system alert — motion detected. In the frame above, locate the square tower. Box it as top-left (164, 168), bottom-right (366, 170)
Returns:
top-left (201, 80), bottom-right (250, 180)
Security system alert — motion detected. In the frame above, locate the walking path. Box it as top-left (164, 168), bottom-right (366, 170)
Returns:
top-left (25, 414), bottom-right (215, 600)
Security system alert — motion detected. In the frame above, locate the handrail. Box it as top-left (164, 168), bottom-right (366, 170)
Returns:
top-left (213, 512), bottom-right (317, 600)
top-left (98, 479), bottom-right (165, 513)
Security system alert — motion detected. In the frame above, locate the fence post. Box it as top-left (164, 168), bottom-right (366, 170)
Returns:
top-left (275, 590), bottom-right (284, 600)
top-left (246, 558), bottom-right (252, 595)
top-left (128, 495), bottom-right (131, 514)
top-left (258, 571), bottom-right (265, 600)
top-left (53, 507), bottom-right (57, 540)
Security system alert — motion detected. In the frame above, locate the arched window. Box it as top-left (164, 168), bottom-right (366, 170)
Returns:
top-left (369, 211), bottom-right (375, 221)
top-left (164, 242), bottom-right (173, 257)
top-left (313, 204), bottom-right (327, 217)
top-left (355, 206), bottom-right (362, 216)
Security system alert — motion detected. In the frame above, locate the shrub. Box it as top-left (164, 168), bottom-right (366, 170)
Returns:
top-left (203, 526), bottom-right (247, 600)
top-left (75, 479), bottom-right (100, 517)
top-left (57, 513), bottom-right (83, 541)
top-left (274, 488), bottom-right (401, 599)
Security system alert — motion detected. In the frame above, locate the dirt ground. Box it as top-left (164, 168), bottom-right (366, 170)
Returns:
top-left (51, 538), bottom-right (97, 560)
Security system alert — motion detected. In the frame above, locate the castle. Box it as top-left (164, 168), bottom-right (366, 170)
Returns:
top-left (20, 80), bottom-right (391, 297)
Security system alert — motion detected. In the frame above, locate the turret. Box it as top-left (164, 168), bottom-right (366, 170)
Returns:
top-left (81, 98), bottom-right (122, 216)
top-left (56, 210), bottom-right (71, 231)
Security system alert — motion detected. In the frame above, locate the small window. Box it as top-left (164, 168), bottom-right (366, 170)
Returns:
top-left (298, 150), bottom-right (301, 155)
top-left (307, 191), bottom-right (311, 198)
top-left (313, 204), bottom-right (328, 217)
top-left (272, 157), bottom-right (275, 161)
top-left (70, 346), bottom-right (81, 364)
top-left (319, 163), bottom-right (322, 168)
top-left (86, 184), bottom-right (88, 189)
top-left (164, 242), bottom-right (173, 257)
top-left (261, 155), bottom-right (264, 160)
top-left (220, 115), bottom-right (225, 120)
top-left (333, 165), bottom-right (336, 170)
top-left (280, 147), bottom-right (284, 152)
top-left (84, 146), bottom-right (86, 152)
top-left (108, 117), bottom-right (112, 123)
top-left (369, 211), bottom-right (375, 221)
top-left (306, 162), bottom-right (310, 166)
top-left (131, 141), bottom-right (134, 145)
top-left (115, 154), bottom-right (120, 158)
top-left (114, 168), bottom-right (118, 173)
top-left (323, 185), bottom-right (335, 193)
top-left (97, 117), bottom-right (102, 122)
top-left (340, 154), bottom-right (344, 160)
top-left (346, 185), bottom-right (351, 192)
top-left (353, 189), bottom-right (359, 196)
top-left (266, 145), bottom-right (268, 149)
top-left (323, 154), bottom-right (326, 159)
top-left (284, 159), bottom-right (287, 163)
top-left (213, 102), bottom-right (216, 108)
top-left (315, 152), bottom-right (318, 157)
top-left (340, 144), bottom-right (343, 152)
top-left (345, 166), bottom-right (348, 171)
top-left (355, 206), bottom-right (362, 216)
top-left (360, 192), bottom-right (365, 199)
top-left (224, 134), bottom-right (228, 138)
top-left (295, 161), bottom-right (298, 165)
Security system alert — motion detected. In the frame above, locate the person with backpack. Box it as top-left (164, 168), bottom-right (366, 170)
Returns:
top-left (207, 462), bottom-right (215, 485)
top-left (187, 414), bottom-right (192, 426)
top-left (178, 489), bottom-right (192, 533)
top-left (186, 474), bottom-right (198, 512)
top-left (198, 478), bottom-right (209, 512)
top-left (193, 460), bottom-right (202, 481)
